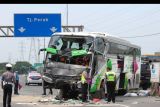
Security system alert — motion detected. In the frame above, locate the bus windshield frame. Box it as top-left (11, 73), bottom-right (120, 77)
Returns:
top-left (45, 35), bottom-right (94, 66)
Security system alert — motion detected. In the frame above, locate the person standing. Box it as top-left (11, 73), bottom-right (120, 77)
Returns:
top-left (42, 80), bottom-right (53, 95)
top-left (81, 70), bottom-right (88, 102)
top-left (14, 71), bottom-right (19, 95)
top-left (1, 63), bottom-right (15, 107)
top-left (105, 59), bottom-right (116, 103)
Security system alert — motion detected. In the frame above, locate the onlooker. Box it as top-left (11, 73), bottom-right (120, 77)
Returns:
top-left (14, 71), bottom-right (19, 95)
top-left (42, 80), bottom-right (53, 95)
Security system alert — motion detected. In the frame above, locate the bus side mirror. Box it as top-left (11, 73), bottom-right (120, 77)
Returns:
top-left (38, 48), bottom-right (45, 55)
top-left (38, 50), bottom-right (41, 55)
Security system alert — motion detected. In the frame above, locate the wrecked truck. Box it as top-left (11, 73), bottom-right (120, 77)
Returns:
top-left (39, 32), bottom-right (141, 99)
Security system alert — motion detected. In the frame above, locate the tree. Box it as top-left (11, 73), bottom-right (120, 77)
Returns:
top-left (0, 62), bottom-right (9, 74)
top-left (13, 61), bottom-right (33, 74)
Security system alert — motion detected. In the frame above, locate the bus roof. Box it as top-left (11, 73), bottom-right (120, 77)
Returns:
top-left (53, 32), bottom-right (141, 49)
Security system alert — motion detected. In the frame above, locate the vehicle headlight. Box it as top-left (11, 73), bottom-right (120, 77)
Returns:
top-left (77, 81), bottom-right (82, 88)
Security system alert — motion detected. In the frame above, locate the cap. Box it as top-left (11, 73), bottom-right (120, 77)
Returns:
top-left (6, 63), bottom-right (12, 68)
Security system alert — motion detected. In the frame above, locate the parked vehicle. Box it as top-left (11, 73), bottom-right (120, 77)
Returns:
top-left (25, 72), bottom-right (42, 86)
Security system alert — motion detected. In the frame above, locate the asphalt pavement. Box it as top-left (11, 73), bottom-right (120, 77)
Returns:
top-left (1, 75), bottom-right (160, 107)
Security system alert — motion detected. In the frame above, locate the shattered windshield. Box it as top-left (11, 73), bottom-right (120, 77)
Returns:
top-left (48, 35), bottom-right (93, 51)
top-left (46, 35), bottom-right (94, 66)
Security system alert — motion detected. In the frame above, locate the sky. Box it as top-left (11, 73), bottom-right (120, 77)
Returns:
top-left (0, 4), bottom-right (160, 64)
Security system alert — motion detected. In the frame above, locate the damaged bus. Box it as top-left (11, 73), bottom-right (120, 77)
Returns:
top-left (40, 32), bottom-right (141, 98)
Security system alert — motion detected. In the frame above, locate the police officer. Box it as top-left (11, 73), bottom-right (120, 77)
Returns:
top-left (105, 59), bottom-right (116, 103)
top-left (81, 70), bottom-right (88, 102)
top-left (1, 63), bottom-right (15, 107)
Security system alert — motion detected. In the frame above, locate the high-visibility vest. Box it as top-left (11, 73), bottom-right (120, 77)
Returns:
top-left (106, 71), bottom-right (116, 82)
top-left (81, 72), bottom-right (87, 84)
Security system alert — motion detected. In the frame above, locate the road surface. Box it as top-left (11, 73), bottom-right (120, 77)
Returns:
top-left (1, 75), bottom-right (160, 107)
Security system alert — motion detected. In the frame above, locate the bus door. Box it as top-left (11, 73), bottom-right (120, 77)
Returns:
top-left (117, 55), bottom-right (125, 89)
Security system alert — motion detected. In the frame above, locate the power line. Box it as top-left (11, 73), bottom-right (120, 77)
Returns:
top-left (20, 41), bottom-right (25, 61)
top-left (94, 7), bottom-right (160, 33)
top-left (106, 6), bottom-right (160, 33)
top-left (120, 32), bottom-right (160, 38)
top-left (84, 27), bottom-right (94, 32)
top-left (82, 4), bottom-right (133, 27)
top-left (71, 4), bottom-right (114, 24)
top-left (114, 18), bottom-right (160, 35)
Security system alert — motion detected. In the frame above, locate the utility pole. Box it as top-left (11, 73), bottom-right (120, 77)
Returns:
top-left (66, 4), bottom-right (69, 26)
top-left (37, 38), bottom-right (40, 63)
top-left (29, 38), bottom-right (38, 64)
top-left (8, 53), bottom-right (11, 63)
top-left (20, 41), bottom-right (25, 61)
top-left (43, 37), bottom-right (46, 61)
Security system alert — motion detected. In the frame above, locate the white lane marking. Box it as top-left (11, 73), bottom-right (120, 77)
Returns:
top-left (16, 103), bottom-right (38, 105)
top-left (86, 103), bottom-right (130, 107)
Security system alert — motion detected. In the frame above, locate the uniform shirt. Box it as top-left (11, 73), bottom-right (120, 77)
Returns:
top-left (1, 71), bottom-right (15, 83)
top-left (105, 71), bottom-right (116, 82)
top-left (81, 70), bottom-right (88, 84)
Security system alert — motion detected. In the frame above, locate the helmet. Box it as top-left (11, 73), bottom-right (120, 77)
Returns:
top-left (106, 59), bottom-right (112, 70)
top-left (6, 63), bottom-right (12, 68)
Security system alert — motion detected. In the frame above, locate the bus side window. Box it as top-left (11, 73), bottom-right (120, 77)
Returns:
top-left (117, 55), bottom-right (124, 72)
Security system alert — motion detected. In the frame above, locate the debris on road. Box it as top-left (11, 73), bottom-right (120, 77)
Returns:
top-left (138, 90), bottom-right (150, 96)
top-left (124, 90), bottom-right (151, 97)
top-left (38, 96), bottom-right (110, 106)
top-left (124, 93), bottom-right (138, 97)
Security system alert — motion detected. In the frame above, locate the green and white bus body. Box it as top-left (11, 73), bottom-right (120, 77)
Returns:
top-left (42, 32), bottom-right (141, 97)
top-left (89, 33), bottom-right (141, 94)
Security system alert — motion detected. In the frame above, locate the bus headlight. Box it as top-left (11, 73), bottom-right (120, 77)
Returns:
top-left (77, 81), bottom-right (82, 88)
